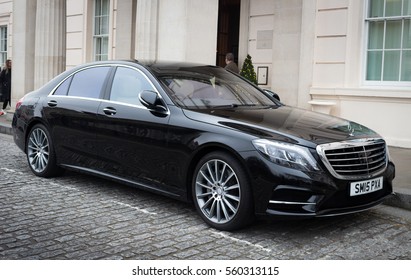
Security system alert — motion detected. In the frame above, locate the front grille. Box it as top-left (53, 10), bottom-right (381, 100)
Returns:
top-left (317, 139), bottom-right (388, 179)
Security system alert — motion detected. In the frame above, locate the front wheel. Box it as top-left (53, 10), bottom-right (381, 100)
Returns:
top-left (192, 152), bottom-right (254, 231)
top-left (26, 124), bottom-right (62, 177)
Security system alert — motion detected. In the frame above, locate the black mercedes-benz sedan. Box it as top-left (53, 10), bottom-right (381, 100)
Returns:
top-left (12, 60), bottom-right (395, 230)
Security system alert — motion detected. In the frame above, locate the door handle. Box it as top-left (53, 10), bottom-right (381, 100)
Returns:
top-left (103, 107), bottom-right (117, 116)
top-left (48, 100), bottom-right (58, 107)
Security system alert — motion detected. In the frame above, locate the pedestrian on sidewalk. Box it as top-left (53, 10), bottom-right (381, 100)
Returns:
top-left (0, 59), bottom-right (12, 116)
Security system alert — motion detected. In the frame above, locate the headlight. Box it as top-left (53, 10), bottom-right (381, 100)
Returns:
top-left (252, 139), bottom-right (320, 172)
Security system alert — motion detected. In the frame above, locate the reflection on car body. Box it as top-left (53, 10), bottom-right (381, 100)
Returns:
top-left (12, 60), bottom-right (395, 230)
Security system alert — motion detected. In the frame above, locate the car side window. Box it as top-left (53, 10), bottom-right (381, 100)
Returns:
top-left (66, 66), bottom-right (110, 99)
top-left (110, 67), bottom-right (155, 106)
top-left (53, 76), bottom-right (73, 96)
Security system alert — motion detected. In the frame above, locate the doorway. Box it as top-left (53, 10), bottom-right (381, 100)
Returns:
top-left (216, 0), bottom-right (241, 67)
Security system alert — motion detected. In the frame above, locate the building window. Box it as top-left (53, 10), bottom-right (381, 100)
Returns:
top-left (93, 0), bottom-right (110, 61)
top-left (366, 0), bottom-right (411, 82)
top-left (0, 26), bottom-right (7, 67)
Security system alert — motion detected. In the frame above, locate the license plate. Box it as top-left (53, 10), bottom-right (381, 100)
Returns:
top-left (350, 177), bottom-right (383, 196)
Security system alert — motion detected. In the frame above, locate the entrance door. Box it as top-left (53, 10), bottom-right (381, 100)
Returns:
top-left (216, 0), bottom-right (240, 68)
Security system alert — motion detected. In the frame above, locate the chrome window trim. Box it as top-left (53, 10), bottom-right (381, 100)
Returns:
top-left (48, 64), bottom-right (113, 98)
top-left (47, 63), bottom-right (170, 115)
top-left (316, 138), bottom-right (388, 180)
top-left (46, 95), bottom-right (103, 103)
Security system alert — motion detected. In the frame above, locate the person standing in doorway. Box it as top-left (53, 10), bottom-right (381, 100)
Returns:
top-left (224, 53), bottom-right (239, 74)
top-left (0, 59), bottom-right (12, 116)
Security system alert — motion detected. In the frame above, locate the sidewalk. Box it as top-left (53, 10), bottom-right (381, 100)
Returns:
top-left (385, 146), bottom-right (411, 211)
top-left (0, 112), bottom-right (12, 135)
top-left (1, 113), bottom-right (410, 211)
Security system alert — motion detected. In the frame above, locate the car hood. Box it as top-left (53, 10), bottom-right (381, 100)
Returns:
top-left (183, 105), bottom-right (379, 148)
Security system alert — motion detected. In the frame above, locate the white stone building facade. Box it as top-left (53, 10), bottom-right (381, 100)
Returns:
top-left (0, 0), bottom-right (410, 147)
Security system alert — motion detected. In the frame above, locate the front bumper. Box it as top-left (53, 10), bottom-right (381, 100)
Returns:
top-left (243, 151), bottom-right (395, 218)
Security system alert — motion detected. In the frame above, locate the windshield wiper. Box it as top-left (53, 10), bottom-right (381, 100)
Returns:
top-left (209, 104), bottom-right (243, 109)
top-left (209, 104), bottom-right (271, 109)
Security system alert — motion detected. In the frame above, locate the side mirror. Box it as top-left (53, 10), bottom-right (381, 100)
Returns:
top-left (139, 90), bottom-right (168, 114)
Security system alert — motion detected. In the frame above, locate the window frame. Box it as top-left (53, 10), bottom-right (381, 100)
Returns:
top-left (364, 0), bottom-right (411, 86)
top-left (0, 25), bottom-right (7, 67)
top-left (93, 0), bottom-right (110, 61)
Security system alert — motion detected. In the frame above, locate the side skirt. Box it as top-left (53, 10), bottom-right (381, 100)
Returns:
top-left (60, 164), bottom-right (183, 200)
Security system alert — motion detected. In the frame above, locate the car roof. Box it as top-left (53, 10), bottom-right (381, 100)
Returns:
top-left (76, 59), bottom-right (212, 69)
top-left (75, 60), bottom-right (221, 76)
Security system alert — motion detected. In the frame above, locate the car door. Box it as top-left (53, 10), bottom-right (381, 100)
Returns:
top-left (95, 66), bottom-right (178, 195)
top-left (43, 65), bottom-right (111, 167)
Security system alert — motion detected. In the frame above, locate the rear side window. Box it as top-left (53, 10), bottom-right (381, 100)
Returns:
top-left (65, 66), bottom-right (110, 99)
top-left (109, 67), bottom-right (155, 106)
top-left (53, 76), bottom-right (73, 96)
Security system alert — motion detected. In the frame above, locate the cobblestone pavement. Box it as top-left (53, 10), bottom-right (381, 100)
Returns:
top-left (1, 133), bottom-right (410, 260)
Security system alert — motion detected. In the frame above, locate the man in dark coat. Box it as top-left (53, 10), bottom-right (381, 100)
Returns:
top-left (0, 59), bottom-right (11, 115)
top-left (224, 53), bottom-right (239, 74)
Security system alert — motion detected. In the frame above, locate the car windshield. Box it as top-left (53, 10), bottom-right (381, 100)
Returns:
top-left (158, 67), bottom-right (276, 109)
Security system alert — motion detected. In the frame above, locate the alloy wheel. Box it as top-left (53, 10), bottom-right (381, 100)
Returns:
top-left (195, 159), bottom-right (241, 224)
top-left (27, 127), bottom-right (50, 173)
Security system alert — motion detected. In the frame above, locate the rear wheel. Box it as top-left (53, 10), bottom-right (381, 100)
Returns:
top-left (26, 124), bottom-right (62, 177)
top-left (192, 151), bottom-right (254, 231)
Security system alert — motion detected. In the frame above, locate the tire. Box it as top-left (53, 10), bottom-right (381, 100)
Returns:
top-left (26, 124), bottom-right (62, 178)
top-left (192, 151), bottom-right (254, 231)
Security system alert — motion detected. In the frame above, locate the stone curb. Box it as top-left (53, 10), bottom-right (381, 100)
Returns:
top-left (384, 188), bottom-right (411, 212)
